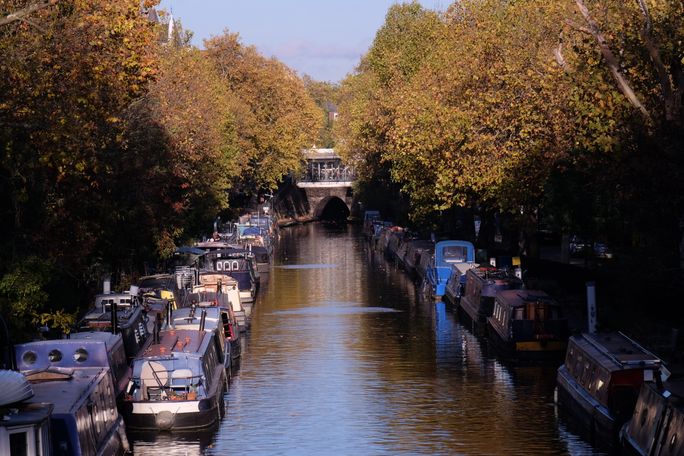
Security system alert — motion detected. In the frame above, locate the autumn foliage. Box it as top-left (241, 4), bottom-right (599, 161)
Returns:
top-left (337, 0), bottom-right (684, 262)
top-left (0, 1), bottom-right (320, 338)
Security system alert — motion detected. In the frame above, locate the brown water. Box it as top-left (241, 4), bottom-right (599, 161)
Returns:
top-left (131, 223), bottom-right (604, 455)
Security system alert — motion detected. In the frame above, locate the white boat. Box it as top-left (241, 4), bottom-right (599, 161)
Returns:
top-left (122, 329), bottom-right (227, 431)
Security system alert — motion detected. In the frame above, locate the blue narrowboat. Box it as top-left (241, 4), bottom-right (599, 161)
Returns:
top-left (13, 340), bottom-right (130, 454)
top-left (421, 240), bottom-right (476, 300)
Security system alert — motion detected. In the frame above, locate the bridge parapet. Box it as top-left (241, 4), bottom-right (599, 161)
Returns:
top-left (297, 148), bottom-right (355, 188)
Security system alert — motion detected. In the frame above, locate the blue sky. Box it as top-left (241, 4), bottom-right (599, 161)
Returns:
top-left (158, 1), bottom-right (449, 82)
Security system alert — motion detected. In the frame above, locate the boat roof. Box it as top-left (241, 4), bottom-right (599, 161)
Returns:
top-left (496, 290), bottom-right (558, 307)
top-left (138, 274), bottom-right (176, 291)
top-left (406, 239), bottom-right (434, 250)
top-left (15, 336), bottom-right (118, 372)
top-left (198, 272), bottom-right (239, 284)
top-left (206, 248), bottom-right (252, 257)
top-left (195, 241), bottom-right (240, 250)
top-left (0, 401), bottom-right (53, 427)
top-left (435, 240), bottom-right (475, 263)
top-left (175, 246), bottom-right (206, 256)
top-left (138, 329), bottom-right (210, 359)
top-left (570, 332), bottom-right (662, 370)
top-left (467, 266), bottom-right (522, 282)
top-left (451, 262), bottom-right (480, 276)
top-left (27, 367), bottom-right (111, 414)
top-left (172, 307), bottom-right (222, 331)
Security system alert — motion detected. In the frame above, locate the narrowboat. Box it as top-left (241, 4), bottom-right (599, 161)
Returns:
top-left (456, 266), bottom-right (523, 334)
top-left (362, 210), bottom-right (381, 239)
top-left (172, 304), bottom-right (241, 372)
top-left (556, 332), bottom-right (665, 447)
top-left (77, 291), bottom-right (150, 362)
top-left (620, 378), bottom-right (683, 456)
top-left (246, 244), bottom-right (271, 274)
top-left (401, 239), bottom-right (434, 278)
top-left (122, 329), bottom-right (227, 431)
top-left (486, 290), bottom-right (568, 361)
top-left (385, 228), bottom-right (407, 263)
top-left (138, 274), bottom-right (179, 307)
top-left (420, 240), bottom-right (476, 300)
top-left (443, 264), bottom-right (463, 306)
top-left (13, 342), bottom-right (130, 454)
top-left (205, 248), bottom-right (258, 304)
top-left (0, 370), bottom-right (52, 456)
top-left (194, 271), bottom-right (247, 330)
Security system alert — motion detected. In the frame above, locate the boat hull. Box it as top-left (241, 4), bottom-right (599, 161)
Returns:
top-left (556, 365), bottom-right (618, 447)
top-left (122, 394), bottom-right (224, 432)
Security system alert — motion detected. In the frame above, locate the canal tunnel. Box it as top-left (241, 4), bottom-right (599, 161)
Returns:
top-left (315, 196), bottom-right (350, 222)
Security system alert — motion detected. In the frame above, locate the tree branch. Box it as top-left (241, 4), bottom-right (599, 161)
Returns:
top-left (554, 31), bottom-right (568, 71)
top-left (574, 0), bottom-right (652, 122)
top-left (0, 1), bottom-right (55, 28)
top-left (636, 0), bottom-right (677, 123)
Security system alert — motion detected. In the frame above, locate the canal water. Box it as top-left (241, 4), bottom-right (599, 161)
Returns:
top-left (132, 223), bottom-right (605, 455)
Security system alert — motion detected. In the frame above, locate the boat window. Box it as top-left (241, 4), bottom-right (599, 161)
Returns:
top-left (73, 347), bottom-right (88, 362)
top-left (514, 307), bottom-right (524, 320)
top-left (443, 246), bottom-right (468, 262)
top-left (22, 350), bottom-right (37, 365)
top-left (48, 349), bottom-right (62, 363)
top-left (9, 429), bottom-right (30, 456)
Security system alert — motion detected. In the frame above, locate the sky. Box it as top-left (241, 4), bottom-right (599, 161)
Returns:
top-left (158, 1), bottom-right (448, 83)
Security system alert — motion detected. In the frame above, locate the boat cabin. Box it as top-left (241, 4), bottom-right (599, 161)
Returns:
top-left (556, 331), bottom-right (665, 443)
top-left (487, 290), bottom-right (568, 360)
top-left (13, 340), bottom-right (129, 455)
top-left (620, 378), bottom-right (683, 456)
top-left (456, 266), bottom-right (523, 331)
top-left (423, 240), bottom-right (476, 298)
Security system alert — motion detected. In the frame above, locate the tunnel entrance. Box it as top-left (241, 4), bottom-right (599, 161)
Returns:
top-left (317, 197), bottom-right (350, 223)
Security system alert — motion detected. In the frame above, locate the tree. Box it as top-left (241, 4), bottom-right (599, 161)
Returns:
top-left (205, 32), bottom-right (321, 193)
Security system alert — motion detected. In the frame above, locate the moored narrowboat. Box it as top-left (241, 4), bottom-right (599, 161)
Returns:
top-left (195, 271), bottom-right (247, 330)
top-left (13, 341), bottom-right (130, 455)
top-left (486, 290), bottom-right (568, 361)
top-left (402, 239), bottom-right (434, 278)
top-left (422, 240), bottom-right (476, 300)
top-left (556, 332), bottom-right (665, 448)
top-left (122, 329), bottom-right (227, 432)
top-left (205, 248), bottom-right (258, 303)
top-left (457, 266), bottom-right (523, 334)
top-left (620, 378), bottom-right (683, 456)
top-left (77, 291), bottom-right (150, 362)
top-left (0, 370), bottom-right (53, 456)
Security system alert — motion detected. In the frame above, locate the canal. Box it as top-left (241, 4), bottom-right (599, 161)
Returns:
top-left (132, 223), bottom-right (604, 455)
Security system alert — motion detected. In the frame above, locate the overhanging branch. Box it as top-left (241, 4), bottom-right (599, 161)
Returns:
top-left (0, 1), bottom-right (55, 27)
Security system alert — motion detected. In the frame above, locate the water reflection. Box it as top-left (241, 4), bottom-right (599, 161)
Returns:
top-left (131, 223), bottom-right (604, 455)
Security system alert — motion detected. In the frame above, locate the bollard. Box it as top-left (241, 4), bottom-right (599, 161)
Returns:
top-left (586, 282), bottom-right (597, 334)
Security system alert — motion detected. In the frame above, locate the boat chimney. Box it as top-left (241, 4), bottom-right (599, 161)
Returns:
top-left (199, 309), bottom-right (207, 332)
top-left (154, 312), bottom-right (162, 344)
top-left (103, 275), bottom-right (111, 294)
top-left (110, 301), bottom-right (118, 335)
top-left (165, 303), bottom-right (174, 330)
top-left (586, 282), bottom-right (597, 334)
